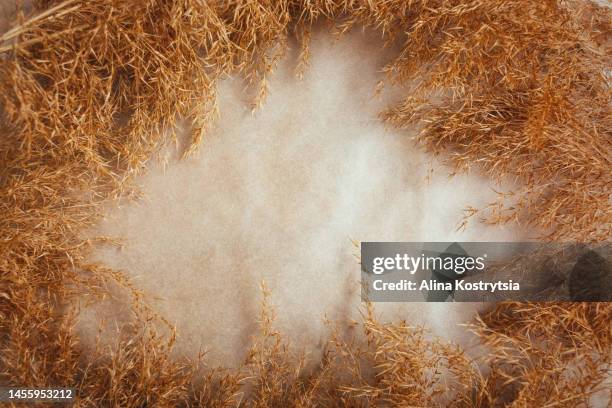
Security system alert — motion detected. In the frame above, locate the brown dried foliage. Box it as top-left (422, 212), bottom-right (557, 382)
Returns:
top-left (0, 0), bottom-right (610, 406)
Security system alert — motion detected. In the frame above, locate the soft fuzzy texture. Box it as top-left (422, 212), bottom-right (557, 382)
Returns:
top-left (82, 26), bottom-right (526, 369)
top-left (0, 0), bottom-right (610, 406)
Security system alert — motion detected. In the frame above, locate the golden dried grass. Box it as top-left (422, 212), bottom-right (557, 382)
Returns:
top-left (0, 0), bottom-right (610, 406)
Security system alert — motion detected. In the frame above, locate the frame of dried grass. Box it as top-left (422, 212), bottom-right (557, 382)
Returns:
top-left (0, 1), bottom-right (610, 406)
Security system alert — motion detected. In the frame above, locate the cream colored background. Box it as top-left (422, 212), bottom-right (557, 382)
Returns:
top-left (82, 28), bottom-right (530, 368)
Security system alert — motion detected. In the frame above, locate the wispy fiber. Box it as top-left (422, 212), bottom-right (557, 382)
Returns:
top-left (0, 0), bottom-right (610, 406)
